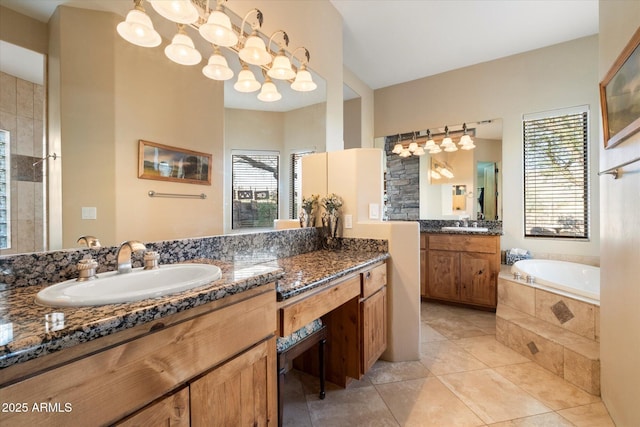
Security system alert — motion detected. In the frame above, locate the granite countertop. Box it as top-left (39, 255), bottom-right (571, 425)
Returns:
top-left (0, 249), bottom-right (388, 369)
top-left (420, 227), bottom-right (503, 236)
top-left (418, 219), bottom-right (503, 235)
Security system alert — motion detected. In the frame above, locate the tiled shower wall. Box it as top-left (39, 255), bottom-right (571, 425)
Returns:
top-left (0, 71), bottom-right (45, 254)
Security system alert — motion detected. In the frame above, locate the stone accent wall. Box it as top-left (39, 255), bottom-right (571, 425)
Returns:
top-left (385, 137), bottom-right (420, 220)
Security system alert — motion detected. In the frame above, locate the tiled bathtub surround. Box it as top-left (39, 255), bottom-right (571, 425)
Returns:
top-left (496, 272), bottom-right (600, 395)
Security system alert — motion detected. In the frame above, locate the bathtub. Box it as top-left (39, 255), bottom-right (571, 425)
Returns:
top-left (511, 259), bottom-right (600, 303)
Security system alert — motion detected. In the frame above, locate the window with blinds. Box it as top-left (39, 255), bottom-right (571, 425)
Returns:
top-left (231, 151), bottom-right (279, 229)
top-left (0, 130), bottom-right (9, 249)
top-left (523, 107), bottom-right (589, 239)
top-left (290, 151), bottom-right (314, 219)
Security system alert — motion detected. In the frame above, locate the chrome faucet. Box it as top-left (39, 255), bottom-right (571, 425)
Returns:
top-left (77, 235), bottom-right (101, 248)
top-left (116, 240), bottom-right (146, 274)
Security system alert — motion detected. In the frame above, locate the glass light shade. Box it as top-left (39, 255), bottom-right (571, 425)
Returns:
top-left (413, 146), bottom-right (426, 156)
top-left (459, 134), bottom-right (473, 146)
top-left (257, 80), bottom-right (282, 102)
top-left (444, 144), bottom-right (458, 152)
top-left (408, 142), bottom-right (418, 152)
top-left (291, 66), bottom-right (317, 92)
top-left (424, 138), bottom-right (436, 149)
top-left (267, 52), bottom-right (296, 80)
top-left (234, 67), bottom-right (261, 92)
top-left (441, 136), bottom-right (454, 147)
top-left (165, 32), bottom-right (202, 65)
top-left (430, 170), bottom-right (441, 180)
top-left (199, 9), bottom-right (238, 47)
top-left (202, 52), bottom-right (233, 81)
top-left (399, 149), bottom-right (411, 158)
top-left (461, 142), bottom-right (476, 150)
top-left (117, 9), bottom-right (161, 47)
top-left (149, 0), bottom-right (199, 24)
top-left (429, 145), bottom-right (442, 154)
top-left (239, 33), bottom-right (272, 66)
top-left (440, 168), bottom-right (454, 178)
top-left (392, 143), bottom-right (403, 154)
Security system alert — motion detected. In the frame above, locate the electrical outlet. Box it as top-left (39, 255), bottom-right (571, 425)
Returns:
top-left (369, 203), bottom-right (379, 219)
top-left (82, 207), bottom-right (97, 220)
top-left (344, 214), bottom-right (353, 229)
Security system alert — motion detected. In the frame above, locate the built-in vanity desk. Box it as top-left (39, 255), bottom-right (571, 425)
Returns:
top-left (420, 221), bottom-right (502, 310)
top-left (0, 241), bottom-right (388, 426)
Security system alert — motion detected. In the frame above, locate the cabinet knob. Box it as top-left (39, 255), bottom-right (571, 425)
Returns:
top-left (366, 271), bottom-right (371, 279)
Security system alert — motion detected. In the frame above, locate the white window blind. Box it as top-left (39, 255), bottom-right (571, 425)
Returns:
top-left (231, 151), bottom-right (279, 229)
top-left (290, 151), bottom-right (314, 219)
top-left (523, 107), bottom-right (589, 239)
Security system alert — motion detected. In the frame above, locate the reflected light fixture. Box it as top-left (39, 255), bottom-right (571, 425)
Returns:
top-left (116, 1), bottom-right (161, 47)
top-left (165, 24), bottom-right (202, 65)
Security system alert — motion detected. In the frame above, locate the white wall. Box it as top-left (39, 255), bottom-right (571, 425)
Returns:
top-left (598, 2), bottom-right (640, 426)
top-left (374, 36), bottom-right (600, 259)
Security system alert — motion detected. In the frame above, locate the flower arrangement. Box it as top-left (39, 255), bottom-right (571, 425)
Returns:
top-left (321, 193), bottom-right (343, 215)
top-left (299, 194), bottom-right (319, 227)
top-left (301, 194), bottom-right (319, 214)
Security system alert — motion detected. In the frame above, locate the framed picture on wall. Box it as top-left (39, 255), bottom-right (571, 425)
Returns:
top-left (138, 140), bottom-right (212, 185)
top-left (599, 25), bottom-right (640, 149)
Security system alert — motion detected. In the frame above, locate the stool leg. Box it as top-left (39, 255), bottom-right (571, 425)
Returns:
top-left (278, 360), bottom-right (285, 427)
top-left (319, 338), bottom-right (326, 399)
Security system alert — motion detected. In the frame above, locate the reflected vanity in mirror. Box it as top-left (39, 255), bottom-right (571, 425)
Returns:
top-left (383, 119), bottom-right (502, 222)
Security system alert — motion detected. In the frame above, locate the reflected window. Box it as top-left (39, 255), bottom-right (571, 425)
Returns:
top-left (523, 106), bottom-right (589, 239)
top-left (290, 151), bottom-right (314, 219)
top-left (231, 151), bottom-right (279, 229)
top-left (0, 130), bottom-right (9, 249)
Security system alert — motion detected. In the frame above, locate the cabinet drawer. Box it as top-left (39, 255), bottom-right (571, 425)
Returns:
top-left (361, 263), bottom-right (387, 299)
top-left (429, 234), bottom-right (498, 254)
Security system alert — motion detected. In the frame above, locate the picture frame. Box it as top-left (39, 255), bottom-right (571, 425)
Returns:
top-left (599, 25), bottom-right (640, 149)
top-left (138, 140), bottom-right (212, 185)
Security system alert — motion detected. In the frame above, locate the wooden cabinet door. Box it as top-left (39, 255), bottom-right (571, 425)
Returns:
top-left (420, 248), bottom-right (427, 297)
top-left (427, 250), bottom-right (460, 301)
top-left (360, 286), bottom-right (387, 374)
top-left (459, 252), bottom-right (497, 307)
top-left (115, 387), bottom-right (189, 427)
top-left (190, 337), bottom-right (276, 427)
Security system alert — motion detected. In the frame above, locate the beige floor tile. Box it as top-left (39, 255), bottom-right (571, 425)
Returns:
top-left (376, 376), bottom-right (485, 427)
top-left (424, 315), bottom-right (490, 339)
top-left (455, 335), bottom-right (531, 367)
top-left (557, 402), bottom-right (615, 427)
top-left (439, 368), bottom-right (552, 424)
top-left (488, 412), bottom-right (574, 426)
top-left (306, 385), bottom-right (399, 426)
top-left (495, 362), bottom-right (600, 410)
top-left (421, 321), bottom-right (448, 342)
top-left (366, 359), bottom-right (431, 384)
top-left (281, 371), bottom-right (313, 427)
top-left (420, 340), bottom-right (488, 375)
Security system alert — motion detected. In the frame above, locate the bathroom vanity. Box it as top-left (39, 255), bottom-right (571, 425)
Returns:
top-left (0, 240), bottom-right (388, 426)
top-left (420, 229), bottom-right (501, 309)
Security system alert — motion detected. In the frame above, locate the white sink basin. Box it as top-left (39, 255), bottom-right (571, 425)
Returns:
top-left (36, 263), bottom-right (222, 307)
top-left (441, 226), bottom-right (489, 232)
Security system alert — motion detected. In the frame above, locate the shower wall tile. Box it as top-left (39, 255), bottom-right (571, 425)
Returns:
top-left (16, 116), bottom-right (34, 156)
top-left (0, 72), bottom-right (17, 115)
top-left (16, 79), bottom-right (34, 119)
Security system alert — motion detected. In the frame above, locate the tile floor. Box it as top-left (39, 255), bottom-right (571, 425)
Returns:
top-left (282, 301), bottom-right (615, 426)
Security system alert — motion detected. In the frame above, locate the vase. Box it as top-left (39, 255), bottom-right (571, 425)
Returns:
top-left (322, 211), bottom-right (339, 238)
top-left (299, 209), bottom-right (315, 228)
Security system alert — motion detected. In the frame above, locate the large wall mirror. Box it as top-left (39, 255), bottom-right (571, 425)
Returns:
top-left (0, 3), bottom-right (327, 254)
top-left (418, 119), bottom-right (503, 220)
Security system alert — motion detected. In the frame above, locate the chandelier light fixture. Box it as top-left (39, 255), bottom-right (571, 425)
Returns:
top-left (430, 159), bottom-right (455, 180)
top-left (392, 124), bottom-right (476, 157)
top-left (117, 0), bottom-right (317, 102)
